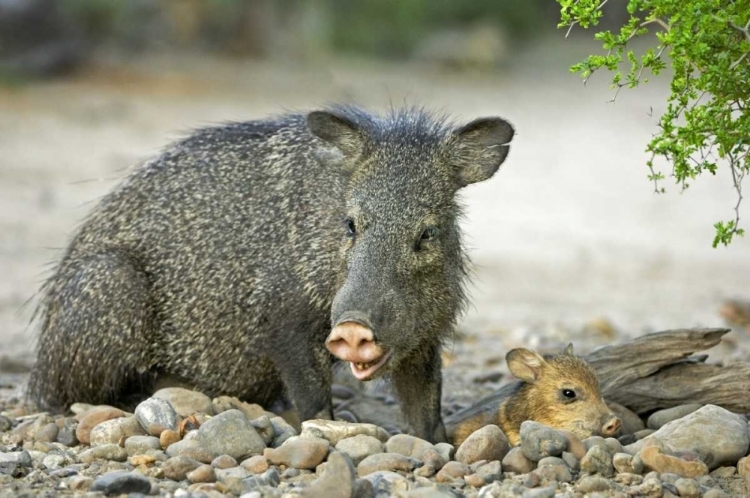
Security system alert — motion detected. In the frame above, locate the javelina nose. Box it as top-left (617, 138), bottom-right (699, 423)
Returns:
top-left (601, 416), bottom-right (622, 437)
top-left (326, 321), bottom-right (384, 364)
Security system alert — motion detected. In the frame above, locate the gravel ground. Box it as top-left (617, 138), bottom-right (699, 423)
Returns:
top-left (2, 38), bottom-right (750, 496)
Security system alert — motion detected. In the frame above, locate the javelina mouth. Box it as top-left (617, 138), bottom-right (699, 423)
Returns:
top-left (350, 350), bottom-right (392, 381)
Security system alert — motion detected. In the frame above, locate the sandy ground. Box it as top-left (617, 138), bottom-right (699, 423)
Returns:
top-left (1, 37), bottom-right (749, 386)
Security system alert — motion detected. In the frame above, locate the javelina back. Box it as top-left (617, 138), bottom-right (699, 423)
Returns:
top-left (448, 344), bottom-right (621, 445)
top-left (28, 105), bottom-right (515, 443)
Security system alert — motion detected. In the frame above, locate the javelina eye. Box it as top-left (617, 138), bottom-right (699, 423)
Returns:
top-left (344, 218), bottom-right (356, 237)
top-left (414, 226), bottom-right (438, 252)
top-left (421, 227), bottom-right (438, 241)
top-left (562, 389), bottom-right (577, 400)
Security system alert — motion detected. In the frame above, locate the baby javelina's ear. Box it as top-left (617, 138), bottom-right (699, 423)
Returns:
top-left (564, 343), bottom-right (575, 356)
top-left (506, 348), bottom-right (548, 383)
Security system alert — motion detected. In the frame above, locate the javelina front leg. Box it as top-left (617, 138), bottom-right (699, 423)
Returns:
top-left (275, 346), bottom-right (334, 422)
top-left (392, 344), bottom-right (447, 443)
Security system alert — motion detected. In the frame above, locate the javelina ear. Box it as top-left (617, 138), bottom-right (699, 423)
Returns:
top-left (506, 348), bottom-right (547, 383)
top-left (564, 343), bottom-right (575, 356)
top-left (307, 110), bottom-right (365, 160)
top-left (450, 117), bottom-right (514, 188)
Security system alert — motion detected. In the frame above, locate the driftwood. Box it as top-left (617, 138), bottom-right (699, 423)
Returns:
top-left (587, 327), bottom-right (750, 413)
top-left (446, 327), bottom-right (749, 429)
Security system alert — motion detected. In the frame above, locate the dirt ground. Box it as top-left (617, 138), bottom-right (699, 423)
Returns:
top-left (1, 38), bottom-right (749, 396)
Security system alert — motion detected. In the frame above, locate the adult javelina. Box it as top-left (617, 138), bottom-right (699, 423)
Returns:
top-left (29, 105), bottom-right (515, 442)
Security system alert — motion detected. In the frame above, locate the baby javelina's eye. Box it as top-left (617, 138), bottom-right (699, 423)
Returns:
top-left (415, 226), bottom-right (439, 251)
top-left (561, 389), bottom-right (577, 400)
top-left (344, 218), bottom-right (356, 237)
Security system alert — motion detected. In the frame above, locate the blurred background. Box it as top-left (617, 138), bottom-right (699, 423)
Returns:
top-left (1, 0), bottom-right (748, 383)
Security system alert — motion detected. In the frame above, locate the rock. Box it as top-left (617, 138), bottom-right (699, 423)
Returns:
top-left (465, 473), bottom-right (486, 488)
top-left (165, 440), bottom-right (217, 464)
top-left (56, 418), bottom-right (79, 447)
top-left (124, 435), bottom-right (161, 456)
top-left (703, 490), bottom-right (729, 498)
top-left (434, 442), bottom-right (455, 463)
top-left (78, 444), bottom-right (127, 464)
top-left (560, 452), bottom-right (578, 471)
top-left (153, 387), bottom-right (214, 417)
top-left (301, 451), bottom-right (356, 498)
top-left (577, 475), bottom-right (612, 493)
top-left (301, 419), bottom-right (389, 445)
top-left (613, 452), bottom-right (643, 474)
top-left (241, 467), bottom-right (280, 491)
top-left (75, 408), bottom-right (126, 445)
top-left (738, 455), bottom-right (750, 477)
top-left (438, 460), bottom-right (469, 479)
top-left (41, 454), bottom-right (66, 470)
top-left (476, 460), bottom-right (502, 483)
top-left (159, 429), bottom-right (181, 449)
top-left (163, 455), bottom-right (202, 480)
top-left (270, 416), bottom-right (298, 447)
top-left (557, 429), bottom-right (587, 460)
top-left (264, 437), bottom-right (329, 469)
top-left (67, 475), bottom-right (93, 491)
top-left (523, 487), bottom-right (556, 498)
top-left (520, 422), bottom-right (567, 461)
top-left (237, 455), bottom-right (268, 474)
top-left (502, 446), bottom-right (535, 474)
top-left (249, 415), bottom-right (275, 446)
top-left (533, 462), bottom-right (572, 484)
top-left (581, 444), bottom-right (615, 477)
top-left (362, 470), bottom-right (412, 494)
top-left (212, 396), bottom-right (269, 420)
top-left (129, 454), bottom-right (156, 466)
top-left (385, 434), bottom-right (434, 460)
top-left (212, 455), bottom-right (238, 469)
top-left (710, 466), bottom-right (736, 477)
top-left (336, 434), bottom-right (385, 466)
top-left (628, 405), bottom-right (750, 470)
top-left (186, 463), bottom-right (215, 483)
top-left (638, 476), bottom-right (663, 496)
top-left (90, 416), bottom-right (145, 446)
top-left (0, 450), bottom-right (34, 467)
top-left (196, 409), bottom-right (265, 460)
top-left (639, 446), bottom-right (708, 478)
top-left (674, 477), bottom-right (700, 498)
top-left (357, 453), bottom-right (417, 476)
top-left (135, 397), bottom-right (178, 436)
top-left (33, 423), bottom-right (59, 443)
top-left (635, 429), bottom-right (656, 439)
top-left (455, 424), bottom-right (510, 465)
top-left (215, 466), bottom-right (250, 482)
top-left (647, 404), bottom-right (703, 430)
top-left (607, 401), bottom-right (646, 435)
top-left (90, 471), bottom-right (152, 495)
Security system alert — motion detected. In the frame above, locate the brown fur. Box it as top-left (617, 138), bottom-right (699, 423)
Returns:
top-left (449, 345), bottom-right (620, 446)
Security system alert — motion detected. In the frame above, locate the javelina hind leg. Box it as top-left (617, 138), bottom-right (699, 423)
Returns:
top-left (392, 344), bottom-right (447, 443)
top-left (28, 251), bottom-right (155, 411)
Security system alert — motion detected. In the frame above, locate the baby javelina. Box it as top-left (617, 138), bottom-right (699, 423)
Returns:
top-left (449, 344), bottom-right (621, 446)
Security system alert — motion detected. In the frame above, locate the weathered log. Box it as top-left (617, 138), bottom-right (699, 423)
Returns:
top-left (446, 327), bottom-right (749, 432)
top-left (606, 361), bottom-right (750, 413)
top-left (586, 327), bottom-right (729, 393)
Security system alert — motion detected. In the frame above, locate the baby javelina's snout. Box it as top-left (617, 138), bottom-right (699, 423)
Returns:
top-left (449, 344), bottom-right (621, 446)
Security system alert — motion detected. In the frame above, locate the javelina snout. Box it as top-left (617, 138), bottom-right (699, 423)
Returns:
top-left (599, 413), bottom-right (622, 438)
top-left (326, 320), bottom-right (392, 380)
